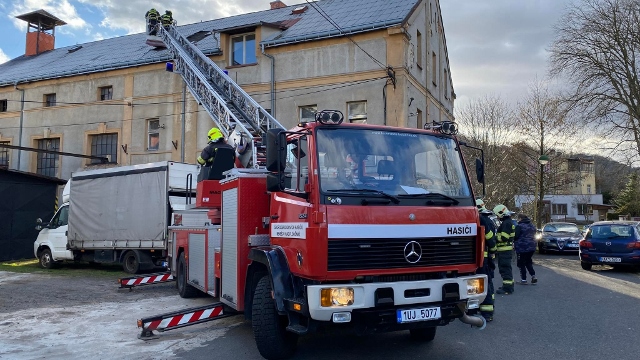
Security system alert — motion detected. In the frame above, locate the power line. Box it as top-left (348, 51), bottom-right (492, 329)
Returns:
top-left (304, 0), bottom-right (387, 70)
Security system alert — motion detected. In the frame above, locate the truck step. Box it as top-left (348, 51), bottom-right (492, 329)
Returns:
top-left (119, 272), bottom-right (174, 289)
top-left (286, 324), bottom-right (308, 334)
top-left (137, 302), bottom-right (234, 340)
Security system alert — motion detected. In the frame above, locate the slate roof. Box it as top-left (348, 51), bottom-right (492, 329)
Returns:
top-left (0, 0), bottom-right (419, 87)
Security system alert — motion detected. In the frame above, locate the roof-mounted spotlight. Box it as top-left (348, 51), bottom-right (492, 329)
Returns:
top-left (316, 110), bottom-right (344, 125)
top-left (425, 120), bottom-right (458, 135)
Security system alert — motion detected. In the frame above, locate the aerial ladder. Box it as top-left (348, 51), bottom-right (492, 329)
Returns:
top-left (158, 24), bottom-right (285, 169)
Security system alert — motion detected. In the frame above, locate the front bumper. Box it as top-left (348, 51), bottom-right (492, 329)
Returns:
top-left (540, 241), bottom-right (580, 252)
top-left (306, 275), bottom-right (487, 322)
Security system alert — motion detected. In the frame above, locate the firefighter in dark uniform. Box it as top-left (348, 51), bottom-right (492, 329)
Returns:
top-left (197, 128), bottom-right (235, 166)
top-left (476, 199), bottom-right (497, 322)
top-left (145, 8), bottom-right (160, 35)
top-left (161, 10), bottom-right (174, 29)
top-left (493, 204), bottom-right (516, 294)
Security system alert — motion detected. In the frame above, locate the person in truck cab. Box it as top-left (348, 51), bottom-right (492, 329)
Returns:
top-left (476, 199), bottom-right (497, 322)
top-left (197, 128), bottom-right (235, 167)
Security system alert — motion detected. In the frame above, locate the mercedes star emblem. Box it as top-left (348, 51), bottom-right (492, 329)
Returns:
top-left (403, 241), bottom-right (422, 264)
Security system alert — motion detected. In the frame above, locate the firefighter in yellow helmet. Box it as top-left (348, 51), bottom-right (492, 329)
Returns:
top-left (145, 8), bottom-right (160, 35)
top-left (476, 198), bottom-right (496, 322)
top-left (493, 204), bottom-right (516, 295)
top-left (197, 128), bottom-right (235, 166)
top-left (161, 10), bottom-right (173, 29)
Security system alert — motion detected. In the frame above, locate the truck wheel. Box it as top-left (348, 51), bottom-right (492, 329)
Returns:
top-left (39, 249), bottom-right (55, 269)
top-left (252, 275), bottom-right (298, 360)
top-left (409, 326), bottom-right (437, 342)
top-left (177, 252), bottom-right (198, 298)
top-left (122, 251), bottom-right (140, 274)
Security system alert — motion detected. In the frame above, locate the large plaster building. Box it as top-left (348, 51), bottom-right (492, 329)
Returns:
top-left (0, 0), bottom-right (455, 180)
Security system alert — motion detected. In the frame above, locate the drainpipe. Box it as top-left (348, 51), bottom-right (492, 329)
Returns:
top-left (261, 44), bottom-right (276, 116)
top-left (15, 82), bottom-right (25, 171)
top-left (180, 82), bottom-right (186, 162)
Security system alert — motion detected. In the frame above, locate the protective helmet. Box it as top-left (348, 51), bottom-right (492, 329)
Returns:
top-left (476, 198), bottom-right (486, 212)
top-left (207, 128), bottom-right (223, 142)
top-left (493, 204), bottom-right (510, 218)
top-left (165, 10), bottom-right (172, 15)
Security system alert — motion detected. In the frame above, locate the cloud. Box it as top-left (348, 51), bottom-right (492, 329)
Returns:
top-left (441, 0), bottom-right (573, 107)
top-left (0, 48), bottom-right (9, 64)
top-left (9, 0), bottom-right (89, 31)
top-left (77, 0), bottom-right (270, 34)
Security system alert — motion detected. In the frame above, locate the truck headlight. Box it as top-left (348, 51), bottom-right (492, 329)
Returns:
top-left (466, 278), bottom-right (485, 295)
top-left (321, 287), bottom-right (354, 307)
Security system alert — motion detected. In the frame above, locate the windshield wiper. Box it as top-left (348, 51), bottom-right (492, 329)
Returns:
top-left (326, 189), bottom-right (400, 204)
top-left (397, 192), bottom-right (459, 205)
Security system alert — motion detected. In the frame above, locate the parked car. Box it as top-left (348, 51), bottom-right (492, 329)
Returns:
top-left (579, 221), bottom-right (640, 270)
top-left (537, 222), bottom-right (583, 254)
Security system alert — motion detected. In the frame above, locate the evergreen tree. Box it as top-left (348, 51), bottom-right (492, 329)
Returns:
top-left (614, 173), bottom-right (640, 217)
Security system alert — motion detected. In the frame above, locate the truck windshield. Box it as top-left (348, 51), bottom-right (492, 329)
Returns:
top-left (316, 128), bottom-right (472, 198)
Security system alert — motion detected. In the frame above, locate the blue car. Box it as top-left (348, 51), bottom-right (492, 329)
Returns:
top-left (579, 221), bottom-right (640, 270)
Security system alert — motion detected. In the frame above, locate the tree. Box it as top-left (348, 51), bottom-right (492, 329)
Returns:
top-left (549, 0), bottom-right (640, 162)
top-left (613, 173), bottom-right (640, 217)
top-left (456, 95), bottom-right (520, 206)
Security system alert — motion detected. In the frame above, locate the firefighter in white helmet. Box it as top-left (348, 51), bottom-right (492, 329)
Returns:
top-left (493, 204), bottom-right (516, 295)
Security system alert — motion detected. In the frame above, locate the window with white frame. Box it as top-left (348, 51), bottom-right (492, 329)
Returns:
top-left (348, 101), bottom-right (367, 123)
top-left (577, 203), bottom-right (592, 215)
top-left (552, 203), bottom-right (567, 215)
top-left (299, 105), bottom-right (317, 122)
top-left (148, 119), bottom-right (160, 151)
top-left (231, 33), bottom-right (257, 65)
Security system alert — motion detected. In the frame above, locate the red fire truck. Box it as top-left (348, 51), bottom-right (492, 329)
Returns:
top-left (137, 110), bottom-right (488, 359)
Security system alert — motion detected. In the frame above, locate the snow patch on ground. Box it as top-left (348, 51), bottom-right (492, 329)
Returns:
top-left (0, 294), bottom-right (242, 359)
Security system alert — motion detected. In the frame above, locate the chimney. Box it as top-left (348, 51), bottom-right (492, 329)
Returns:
top-left (270, 1), bottom-right (287, 10)
top-left (16, 10), bottom-right (67, 56)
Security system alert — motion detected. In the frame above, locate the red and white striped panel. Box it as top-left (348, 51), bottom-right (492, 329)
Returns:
top-left (144, 305), bottom-right (224, 331)
top-left (121, 273), bottom-right (173, 287)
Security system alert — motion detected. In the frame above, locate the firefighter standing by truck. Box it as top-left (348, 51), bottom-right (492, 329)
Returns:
top-left (493, 204), bottom-right (516, 295)
top-left (476, 199), bottom-right (497, 322)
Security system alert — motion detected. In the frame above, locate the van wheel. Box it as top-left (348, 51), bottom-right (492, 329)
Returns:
top-left (177, 252), bottom-right (198, 298)
top-left (409, 326), bottom-right (437, 342)
top-left (252, 275), bottom-right (298, 360)
top-left (122, 251), bottom-right (140, 274)
top-left (39, 249), bottom-right (55, 269)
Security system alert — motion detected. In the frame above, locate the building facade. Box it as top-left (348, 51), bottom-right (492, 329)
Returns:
top-left (0, 0), bottom-right (455, 180)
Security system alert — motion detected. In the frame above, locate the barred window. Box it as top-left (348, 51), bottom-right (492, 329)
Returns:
top-left (36, 138), bottom-right (60, 177)
top-left (44, 93), bottom-right (56, 107)
top-left (0, 141), bottom-right (9, 168)
top-left (99, 86), bottom-right (113, 101)
top-left (90, 133), bottom-right (118, 164)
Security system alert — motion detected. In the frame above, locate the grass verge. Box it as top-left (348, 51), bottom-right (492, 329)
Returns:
top-left (0, 259), bottom-right (128, 278)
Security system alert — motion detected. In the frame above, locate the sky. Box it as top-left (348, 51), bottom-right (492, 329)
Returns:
top-left (0, 0), bottom-right (574, 108)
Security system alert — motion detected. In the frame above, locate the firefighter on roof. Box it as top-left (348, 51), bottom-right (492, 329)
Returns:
top-left (161, 10), bottom-right (174, 29)
top-left (476, 198), bottom-right (496, 322)
top-left (145, 8), bottom-right (160, 35)
top-left (197, 128), bottom-right (235, 166)
top-left (493, 204), bottom-right (516, 295)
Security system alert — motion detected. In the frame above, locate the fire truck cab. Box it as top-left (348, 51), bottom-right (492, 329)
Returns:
top-left (166, 110), bottom-right (487, 359)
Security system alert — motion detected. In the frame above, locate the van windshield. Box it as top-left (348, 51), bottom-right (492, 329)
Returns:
top-left (315, 128), bottom-right (472, 198)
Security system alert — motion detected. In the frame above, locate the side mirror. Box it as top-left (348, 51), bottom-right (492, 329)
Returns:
top-left (475, 158), bottom-right (485, 183)
top-left (267, 173), bottom-right (284, 192)
top-left (266, 129), bottom-right (286, 172)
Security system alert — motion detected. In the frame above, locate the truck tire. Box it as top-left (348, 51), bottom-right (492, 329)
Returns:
top-left (122, 251), bottom-right (140, 274)
top-left (409, 326), bottom-right (437, 342)
top-left (177, 252), bottom-right (198, 298)
top-left (252, 275), bottom-right (298, 360)
top-left (39, 249), bottom-right (55, 269)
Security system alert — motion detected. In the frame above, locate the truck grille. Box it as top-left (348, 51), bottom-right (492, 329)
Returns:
top-left (327, 237), bottom-right (476, 271)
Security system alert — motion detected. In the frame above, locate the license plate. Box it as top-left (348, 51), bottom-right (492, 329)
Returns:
top-left (567, 243), bottom-right (578, 248)
top-left (397, 307), bottom-right (441, 323)
top-left (600, 257), bottom-right (621, 263)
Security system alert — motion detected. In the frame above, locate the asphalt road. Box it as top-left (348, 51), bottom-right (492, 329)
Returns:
top-left (174, 254), bottom-right (640, 360)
